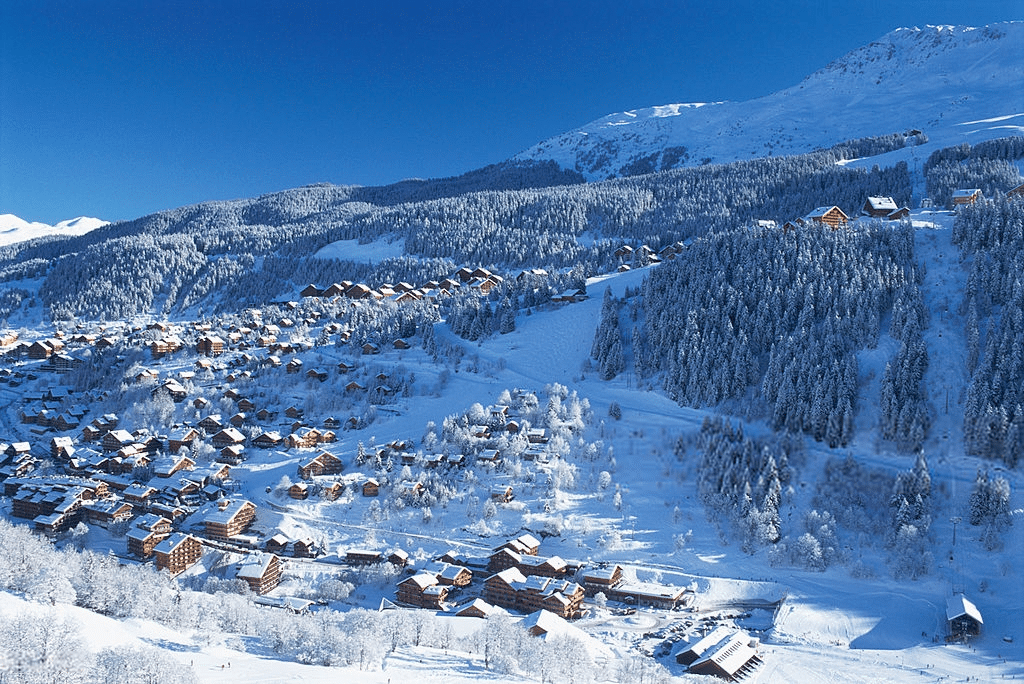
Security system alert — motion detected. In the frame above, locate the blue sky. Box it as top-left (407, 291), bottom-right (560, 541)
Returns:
top-left (2, 1), bottom-right (1022, 224)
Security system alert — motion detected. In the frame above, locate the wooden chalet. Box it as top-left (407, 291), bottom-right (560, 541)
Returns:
top-left (362, 343), bottom-right (380, 355)
top-left (153, 453), bottom-right (195, 478)
top-left (286, 358), bottom-right (303, 374)
top-left (82, 499), bottom-right (133, 528)
top-left (455, 598), bottom-right (495, 618)
top-left (284, 406), bottom-right (303, 419)
top-left (388, 548), bottom-right (409, 567)
top-left (803, 206), bottom-right (849, 229)
top-left (496, 533), bottom-right (541, 556)
top-left (490, 485), bottom-right (514, 504)
top-left (362, 478), bottom-right (380, 497)
top-left (102, 429), bottom-right (136, 453)
top-left (321, 481), bottom-right (344, 500)
top-left (1008, 182), bottom-right (1024, 199)
top-left (952, 188), bottom-right (983, 206)
top-left (482, 567), bottom-right (585, 619)
top-left (346, 549), bottom-right (383, 565)
top-left (862, 196), bottom-right (899, 217)
top-left (673, 626), bottom-right (762, 681)
top-left (154, 533), bottom-right (203, 575)
top-left (265, 533), bottom-right (290, 554)
top-left (393, 338), bottom-right (411, 350)
top-left (211, 428), bottom-right (246, 449)
top-left (167, 427), bottom-right (200, 453)
top-left (434, 563), bottom-right (473, 587)
top-left (580, 564), bottom-right (623, 594)
top-left (218, 444), bottom-right (246, 464)
top-left (292, 537), bottom-right (316, 558)
top-left (204, 499), bottom-right (257, 541)
top-left (297, 450), bottom-right (344, 480)
top-left (237, 397), bottom-right (257, 412)
top-left (946, 594), bottom-right (983, 640)
top-left (198, 415), bottom-right (224, 433)
top-left (397, 573), bottom-right (446, 608)
top-left (236, 553), bottom-right (282, 594)
top-left (288, 482), bottom-right (310, 500)
top-left (127, 514), bottom-right (173, 558)
top-left (196, 335), bottom-right (225, 356)
top-left (253, 431), bottom-right (284, 449)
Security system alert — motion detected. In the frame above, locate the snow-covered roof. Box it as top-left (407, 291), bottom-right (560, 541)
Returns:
top-left (946, 594), bottom-right (983, 624)
top-left (865, 196), bottom-right (898, 211)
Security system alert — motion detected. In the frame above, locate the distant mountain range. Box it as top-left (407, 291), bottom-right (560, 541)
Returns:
top-left (514, 23), bottom-right (1024, 179)
top-left (0, 214), bottom-right (108, 247)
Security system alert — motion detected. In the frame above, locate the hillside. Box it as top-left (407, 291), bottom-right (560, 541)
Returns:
top-left (0, 21), bottom-right (1023, 684)
top-left (515, 23), bottom-right (1024, 179)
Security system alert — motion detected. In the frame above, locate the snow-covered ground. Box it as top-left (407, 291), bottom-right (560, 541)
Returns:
top-left (2, 210), bottom-right (1021, 683)
top-left (314, 235), bottom-right (407, 263)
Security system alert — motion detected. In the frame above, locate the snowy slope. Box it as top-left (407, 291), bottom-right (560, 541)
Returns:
top-left (515, 23), bottom-right (1024, 179)
top-left (0, 214), bottom-right (107, 246)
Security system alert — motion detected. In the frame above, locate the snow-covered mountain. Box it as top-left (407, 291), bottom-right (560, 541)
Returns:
top-left (515, 23), bottom-right (1024, 180)
top-left (0, 214), bottom-right (108, 246)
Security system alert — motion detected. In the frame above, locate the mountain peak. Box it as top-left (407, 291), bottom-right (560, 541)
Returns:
top-left (0, 214), bottom-right (108, 247)
top-left (514, 21), bottom-right (1024, 180)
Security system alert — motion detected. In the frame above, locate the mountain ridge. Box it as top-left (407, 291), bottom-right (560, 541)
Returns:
top-left (513, 22), bottom-right (1024, 179)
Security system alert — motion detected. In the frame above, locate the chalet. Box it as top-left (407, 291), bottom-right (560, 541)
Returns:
top-left (199, 417), bottom-right (226, 436)
top-left (526, 428), bottom-right (548, 444)
top-left (102, 429), bottom-right (136, 453)
top-left (288, 482), bottom-right (310, 500)
top-left (321, 481), bottom-right (344, 501)
top-left (300, 284), bottom-right (322, 297)
top-left (952, 188), bottom-right (983, 206)
top-left (362, 343), bottom-right (380, 355)
top-left (229, 412), bottom-right (247, 428)
top-left (49, 436), bottom-right (74, 460)
top-left (122, 484), bottom-right (158, 507)
top-left (253, 431), bottom-right (284, 449)
top-left (167, 427), bottom-right (200, 453)
top-left (306, 368), bottom-right (328, 382)
top-left (345, 381), bottom-right (366, 392)
top-left (292, 537), bottom-right (316, 558)
top-left (456, 598), bottom-right (496, 618)
top-left (496, 533), bottom-right (542, 556)
top-left (346, 549), bottom-right (383, 565)
top-left (362, 478), bottom-right (380, 497)
top-left (284, 406), bottom-right (303, 419)
top-left (614, 245), bottom-right (635, 259)
top-left (265, 533), bottom-right (290, 554)
top-left (336, 361), bottom-right (355, 374)
top-left (288, 427), bottom-right (323, 450)
top-left (286, 358), bottom-right (303, 374)
top-left (127, 514), bottom-right (173, 558)
top-left (802, 206), bottom-right (849, 229)
top-left (154, 533), bottom-right (203, 575)
top-left (862, 196), bottom-right (899, 218)
top-left (551, 289), bottom-right (587, 303)
top-left (204, 499), bottom-right (257, 541)
top-left (434, 563), bottom-right (473, 587)
top-left (397, 573), bottom-right (443, 608)
top-left (947, 594), bottom-right (983, 640)
top-left (388, 548), bottom-right (410, 567)
top-left (153, 453), bottom-right (195, 478)
top-left (1008, 182), bottom-right (1024, 199)
top-left (673, 626), bottom-right (762, 681)
top-left (196, 335), bottom-right (225, 356)
top-left (83, 498), bottom-right (133, 527)
top-left (490, 485), bottom-right (514, 504)
top-left (256, 408), bottom-right (276, 422)
top-left (153, 379), bottom-right (188, 403)
top-left (237, 398), bottom-right (257, 412)
top-left (236, 553), bottom-right (282, 594)
top-left (603, 579), bottom-right (690, 609)
top-left (393, 338), bottom-right (411, 350)
top-left (580, 564), bottom-right (623, 594)
top-left (323, 416), bottom-right (341, 429)
top-left (297, 451), bottom-right (344, 480)
top-left (886, 206), bottom-right (911, 220)
top-left (482, 567), bottom-right (585, 619)
top-left (399, 481), bottom-right (425, 499)
top-left (211, 428), bottom-right (246, 449)
top-left (470, 448), bottom-right (499, 467)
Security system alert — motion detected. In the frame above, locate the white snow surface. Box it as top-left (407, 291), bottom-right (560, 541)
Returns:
top-left (515, 23), bottom-right (1024, 179)
top-left (0, 214), bottom-right (107, 246)
top-left (1, 211), bottom-right (1022, 683)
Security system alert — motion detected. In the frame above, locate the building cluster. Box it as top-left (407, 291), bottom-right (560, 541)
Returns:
top-left (300, 265), bottom-right (506, 303)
